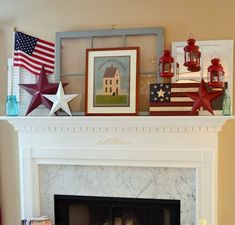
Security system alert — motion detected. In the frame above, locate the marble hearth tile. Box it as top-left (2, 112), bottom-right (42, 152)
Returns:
top-left (39, 165), bottom-right (196, 225)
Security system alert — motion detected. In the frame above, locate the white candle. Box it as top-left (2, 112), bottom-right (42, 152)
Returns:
top-left (126, 218), bottom-right (134, 225)
top-left (199, 219), bottom-right (207, 225)
top-left (114, 217), bottom-right (122, 225)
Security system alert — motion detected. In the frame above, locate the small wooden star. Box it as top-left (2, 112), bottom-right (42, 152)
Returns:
top-left (185, 79), bottom-right (223, 115)
top-left (157, 89), bottom-right (165, 97)
top-left (43, 82), bottom-right (78, 116)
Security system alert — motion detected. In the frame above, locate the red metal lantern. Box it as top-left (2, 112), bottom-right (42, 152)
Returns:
top-left (207, 58), bottom-right (225, 89)
top-left (183, 38), bottom-right (201, 72)
top-left (159, 49), bottom-right (174, 78)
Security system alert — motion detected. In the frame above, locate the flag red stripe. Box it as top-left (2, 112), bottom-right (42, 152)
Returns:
top-left (13, 58), bottom-right (53, 73)
top-left (171, 92), bottom-right (197, 97)
top-left (38, 38), bottom-right (55, 47)
top-left (171, 83), bottom-right (200, 88)
top-left (14, 52), bottom-right (54, 69)
top-left (14, 62), bottom-right (53, 75)
top-left (150, 111), bottom-right (198, 116)
top-left (13, 63), bottom-right (40, 75)
top-left (150, 101), bottom-right (194, 107)
top-left (36, 43), bottom-right (55, 53)
top-left (31, 53), bottom-right (54, 64)
top-left (34, 48), bottom-right (55, 58)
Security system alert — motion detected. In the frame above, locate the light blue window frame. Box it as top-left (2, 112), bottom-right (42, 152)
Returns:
top-left (55, 27), bottom-right (164, 82)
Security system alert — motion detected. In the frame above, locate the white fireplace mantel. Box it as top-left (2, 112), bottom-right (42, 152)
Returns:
top-left (4, 115), bottom-right (231, 132)
top-left (3, 115), bottom-right (234, 225)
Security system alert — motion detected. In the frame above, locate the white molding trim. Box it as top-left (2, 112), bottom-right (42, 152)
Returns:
top-left (23, 147), bottom-right (211, 224)
top-left (3, 116), bottom-right (233, 133)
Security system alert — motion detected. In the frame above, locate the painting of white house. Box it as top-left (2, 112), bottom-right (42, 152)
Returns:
top-left (94, 56), bottom-right (130, 107)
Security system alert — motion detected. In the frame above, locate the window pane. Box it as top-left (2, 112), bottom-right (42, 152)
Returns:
top-left (138, 74), bottom-right (157, 113)
top-left (126, 35), bottom-right (158, 73)
top-left (61, 38), bottom-right (91, 75)
top-left (93, 36), bottom-right (124, 48)
top-left (61, 75), bottom-right (85, 114)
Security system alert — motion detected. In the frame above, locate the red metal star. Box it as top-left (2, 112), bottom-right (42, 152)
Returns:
top-left (19, 67), bottom-right (60, 115)
top-left (185, 79), bottom-right (223, 115)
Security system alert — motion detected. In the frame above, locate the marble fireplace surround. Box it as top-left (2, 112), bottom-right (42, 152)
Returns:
top-left (5, 116), bottom-right (233, 225)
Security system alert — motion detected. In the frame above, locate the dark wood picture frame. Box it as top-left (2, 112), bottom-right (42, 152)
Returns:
top-left (85, 47), bottom-right (139, 115)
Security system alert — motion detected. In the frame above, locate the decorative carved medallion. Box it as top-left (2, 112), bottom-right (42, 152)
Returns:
top-left (97, 137), bottom-right (130, 145)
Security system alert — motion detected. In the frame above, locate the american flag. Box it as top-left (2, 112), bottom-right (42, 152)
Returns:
top-left (13, 31), bottom-right (55, 76)
top-left (149, 83), bottom-right (200, 116)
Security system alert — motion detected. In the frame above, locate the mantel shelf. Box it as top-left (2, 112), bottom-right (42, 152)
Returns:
top-left (1, 115), bottom-right (234, 133)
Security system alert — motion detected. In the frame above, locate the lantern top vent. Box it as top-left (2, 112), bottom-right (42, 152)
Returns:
top-left (187, 38), bottom-right (196, 45)
top-left (211, 58), bottom-right (221, 65)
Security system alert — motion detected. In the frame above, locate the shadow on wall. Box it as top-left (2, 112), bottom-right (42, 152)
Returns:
top-left (218, 119), bottom-right (235, 225)
top-left (0, 27), bottom-right (6, 115)
top-left (0, 121), bottom-right (20, 225)
top-left (0, 28), bottom-right (8, 115)
top-left (0, 21), bottom-right (16, 115)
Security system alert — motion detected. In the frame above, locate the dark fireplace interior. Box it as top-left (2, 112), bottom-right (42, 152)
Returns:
top-left (54, 195), bottom-right (180, 225)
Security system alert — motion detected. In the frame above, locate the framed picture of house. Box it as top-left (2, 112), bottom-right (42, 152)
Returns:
top-left (85, 47), bottom-right (139, 115)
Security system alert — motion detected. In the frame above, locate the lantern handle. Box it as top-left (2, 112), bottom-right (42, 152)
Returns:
top-left (188, 33), bottom-right (194, 39)
top-left (165, 43), bottom-right (171, 50)
top-left (211, 53), bottom-right (220, 60)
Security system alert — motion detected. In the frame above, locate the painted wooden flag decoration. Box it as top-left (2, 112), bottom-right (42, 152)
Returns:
top-left (149, 83), bottom-right (200, 116)
top-left (13, 31), bottom-right (55, 76)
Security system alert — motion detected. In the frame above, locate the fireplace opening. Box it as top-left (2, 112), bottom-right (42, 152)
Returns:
top-left (54, 195), bottom-right (180, 225)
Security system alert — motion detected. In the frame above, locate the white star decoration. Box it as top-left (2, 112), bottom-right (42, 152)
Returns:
top-left (43, 82), bottom-right (78, 116)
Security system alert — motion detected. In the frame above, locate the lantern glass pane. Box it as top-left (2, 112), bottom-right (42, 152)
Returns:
top-left (164, 63), bottom-right (171, 72)
top-left (192, 52), bottom-right (199, 63)
top-left (170, 62), bottom-right (174, 73)
top-left (186, 52), bottom-right (191, 62)
top-left (212, 71), bottom-right (219, 81)
top-left (159, 63), bottom-right (163, 73)
top-left (219, 72), bottom-right (224, 81)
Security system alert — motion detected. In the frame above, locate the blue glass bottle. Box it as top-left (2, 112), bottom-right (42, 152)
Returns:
top-left (6, 95), bottom-right (19, 116)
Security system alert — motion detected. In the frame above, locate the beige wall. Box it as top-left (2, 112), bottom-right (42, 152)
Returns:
top-left (0, 0), bottom-right (235, 225)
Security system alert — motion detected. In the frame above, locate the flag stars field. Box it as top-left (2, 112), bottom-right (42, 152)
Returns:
top-left (13, 31), bottom-right (55, 76)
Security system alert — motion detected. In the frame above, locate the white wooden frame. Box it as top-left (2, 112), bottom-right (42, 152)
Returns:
top-left (172, 40), bottom-right (233, 114)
